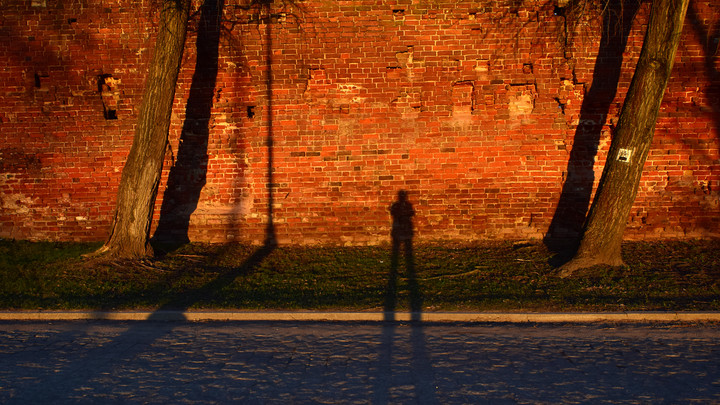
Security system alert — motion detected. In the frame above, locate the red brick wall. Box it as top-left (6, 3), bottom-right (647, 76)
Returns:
top-left (1, 0), bottom-right (718, 245)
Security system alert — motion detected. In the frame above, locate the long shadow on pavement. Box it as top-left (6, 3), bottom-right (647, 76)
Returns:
top-left (375, 190), bottom-right (439, 404)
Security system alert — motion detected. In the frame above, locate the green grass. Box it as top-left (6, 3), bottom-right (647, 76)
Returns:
top-left (0, 239), bottom-right (718, 312)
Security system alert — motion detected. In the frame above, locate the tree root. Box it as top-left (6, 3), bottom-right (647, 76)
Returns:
top-left (81, 244), bottom-right (110, 258)
top-left (558, 255), bottom-right (626, 278)
top-left (420, 267), bottom-right (486, 280)
top-left (81, 243), bottom-right (152, 261)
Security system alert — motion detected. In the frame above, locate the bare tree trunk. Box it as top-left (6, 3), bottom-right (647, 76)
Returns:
top-left (95, 0), bottom-right (191, 259)
top-left (560, 0), bottom-right (690, 277)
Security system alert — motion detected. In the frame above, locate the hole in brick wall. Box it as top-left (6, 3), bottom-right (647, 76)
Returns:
top-left (522, 63), bottom-right (533, 74)
top-left (34, 72), bottom-right (49, 88)
top-left (386, 66), bottom-right (403, 79)
top-left (68, 18), bottom-right (77, 24)
top-left (392, 9), bottom-right (405, 16)
top-left (554, 6), bottom-right (565, 16)
top-left (97, 74), bottom-right (118, 120)
top-left (97, 74), bottom-right (113, 93)
top-left (104, 110), bottom-right (118, 120)
top-left (247, 106), bottom-right (256, 119)
top-left (452, 81), bottom-right (475, 116)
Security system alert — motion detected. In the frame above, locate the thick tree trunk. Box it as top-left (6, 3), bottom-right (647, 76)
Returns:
top-left (560, 0), bottom-right (689, 277)
top-left (95, 0), bottom-right (191, 259)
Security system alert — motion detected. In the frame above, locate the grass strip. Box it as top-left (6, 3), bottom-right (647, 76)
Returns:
top-left (0, 239), bottom-right (718, 312)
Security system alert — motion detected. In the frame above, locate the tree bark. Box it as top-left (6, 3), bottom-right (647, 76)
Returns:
top-left (95, 0), bottom-right (191, 259)
top-left (559, 0), bottom-right (690, 277)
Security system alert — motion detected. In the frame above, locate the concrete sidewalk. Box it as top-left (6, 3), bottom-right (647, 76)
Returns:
top-left (2, 310), bottom-right (720, 322)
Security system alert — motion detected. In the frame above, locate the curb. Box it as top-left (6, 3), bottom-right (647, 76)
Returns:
top-left (1, 311), bottom-right (720, 323)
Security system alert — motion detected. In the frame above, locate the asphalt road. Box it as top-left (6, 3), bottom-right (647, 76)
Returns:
top-left (1, 321), bottom-right (719, 404)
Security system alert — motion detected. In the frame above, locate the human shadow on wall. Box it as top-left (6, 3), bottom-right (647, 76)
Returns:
top-left (153, 0), bottom-right (224, 246)
top-left (544, 0), bottom-right (641, 259)
top-left (384, 190), bottom-right (422, 320)
top-left (375, 190), bottom-right (438, 404)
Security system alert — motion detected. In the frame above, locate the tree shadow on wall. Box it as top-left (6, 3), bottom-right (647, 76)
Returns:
top-left (544, 0), bottom-right (641, 262)
top-left (688, 1), bottom-right (720, 142)
top-left (153, 0), bottom-right (224, 247)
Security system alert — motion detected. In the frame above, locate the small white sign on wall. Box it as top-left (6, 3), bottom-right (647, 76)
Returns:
top-left (617, 148), bottom-right (633, 163)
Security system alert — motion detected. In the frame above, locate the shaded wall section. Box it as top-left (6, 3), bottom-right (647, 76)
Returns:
top-left (1, 0), bottom-right (718, 244)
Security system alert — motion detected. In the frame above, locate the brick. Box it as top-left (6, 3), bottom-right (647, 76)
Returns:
top-left (0, 0), bottom-right (717, 244)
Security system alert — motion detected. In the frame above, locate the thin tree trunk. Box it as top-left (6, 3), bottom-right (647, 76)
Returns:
top-left (560, 0), bottom-right (690, 277)
top-left (95, 0), bottom-right (190, 259)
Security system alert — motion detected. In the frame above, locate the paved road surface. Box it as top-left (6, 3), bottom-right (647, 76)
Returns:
top-left (1, 321), bottom-right (719, 404)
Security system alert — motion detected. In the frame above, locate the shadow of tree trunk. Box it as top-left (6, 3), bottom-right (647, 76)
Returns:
top-left (152, 242), bottom-right (276, 311)
top-left (687, 0), bottom-right (720, 141)
top-left (544, 0), bottom-right (641, 258)
top-left (153, 0), bottom-right (224, 247)
top-left (32, 241), bottom-right (276, 402)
